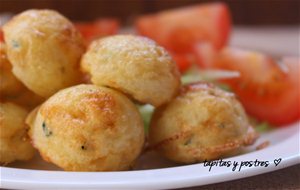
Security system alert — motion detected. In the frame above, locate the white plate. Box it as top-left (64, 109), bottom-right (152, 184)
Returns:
top-left (1, 122), bottom-right (299, 190)
top-left (1, 27), bottom-right (300, 190)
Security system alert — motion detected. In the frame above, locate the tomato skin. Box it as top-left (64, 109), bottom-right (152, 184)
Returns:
top-left (135, 2), bottom-right (231, 53)
top-left (217, 4), bottom-right (231, 50)
top-left (213, 48), bottom-right (300, 126)
top-left (193, 42), bottom-right (217, 69)
top-left (170, 53), bottom-right (193, 73)
top-left (0, 29), bottom-right (3, 42)
top-left (75, 19), bottom-right (119, 44)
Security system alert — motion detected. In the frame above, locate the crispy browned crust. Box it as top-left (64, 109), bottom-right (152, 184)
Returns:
top-left (80, 35), bottom-right (181, 107)
top-left (3, 9), bottom-right (85, 97)
top-left (149, 82), bottom-right (259, 163)
top-left (150, 126), bottom-right (258, 155)
top-left (27, 85), bottom-right (145, 171)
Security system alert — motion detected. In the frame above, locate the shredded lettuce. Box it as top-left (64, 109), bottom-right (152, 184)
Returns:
top-left (138, 104), bottom-right (154, 132)
top-left (181, 69), bottom-right (239, 85)
top-left (214, 82), bottom-right (232, 92)
top-left (249, 117), bottom-right (274, 133)
top-left (181, 72), bottom-right (204, 84)
top-left (255, 122), bottom-right (273, 133)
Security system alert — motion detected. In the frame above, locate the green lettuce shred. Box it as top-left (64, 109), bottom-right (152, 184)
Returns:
top-left (138, 104), bottom-right (154, 133)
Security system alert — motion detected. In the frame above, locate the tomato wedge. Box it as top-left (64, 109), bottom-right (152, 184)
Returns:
top-left (0, 29), bottom-right (3, 42)
top-left (135, 2), bottom-right (231, 53)
top-left (213, 48), bottom-right (300, 125)
top-left (170, 53), bottom-right (193, 73)
top-left (75, 19), bottom-right (119, 44)
top-left (193, 42), bottom-right (217, 69)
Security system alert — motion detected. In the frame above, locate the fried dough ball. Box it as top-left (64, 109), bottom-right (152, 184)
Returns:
top-left (149, 83), bottom-right (257, 163)
top-left (27, 84), bottom-right (145, 171)
top-left (81, 35), bottom-right (180, 107)
top-left (0, 42), bottom-right (24, 97)
top-left (5, 89), bottom-right (45, 110)
top-left (3, 9), bottom-right (85, 97)
top-left (0, 102), bottom-right (35, 164)
top-left (0, 43), bottom-right (45, 108)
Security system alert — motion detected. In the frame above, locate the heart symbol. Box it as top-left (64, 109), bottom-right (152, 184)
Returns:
top-left (274, 158), bottom-right (282, 167)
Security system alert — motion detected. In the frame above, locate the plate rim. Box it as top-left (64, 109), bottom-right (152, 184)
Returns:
top-left (1, 123), bottom-right (299, 190)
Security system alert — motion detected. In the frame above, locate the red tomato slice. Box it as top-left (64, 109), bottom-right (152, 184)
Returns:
top-left (75, 19), bottom-right (119, 44)
top-left (135, 2), bottom-right (231, 53)
top-left (0, 29), bottom-right (3, 42)
top-left (193, 42), bottom-right (217, 69)
top-left (170, 53), bottom-right (193, 73)
top-left (213, 48), bottom-right (300, 126)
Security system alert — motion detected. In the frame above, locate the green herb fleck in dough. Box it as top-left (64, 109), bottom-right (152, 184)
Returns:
top-left (184, 135), bottom-right (194, 146)
top-left (12, 40), bottom-right (20, 48)
top-left (218, 123), bottom-right (226, 128)
top-left (42, 122), bottom-right (52, 137)
top-left (184, 138), bottom-right (192, 146)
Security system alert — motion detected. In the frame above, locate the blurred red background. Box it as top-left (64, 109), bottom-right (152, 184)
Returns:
top-left (0, 0), bottom-right (299, 25)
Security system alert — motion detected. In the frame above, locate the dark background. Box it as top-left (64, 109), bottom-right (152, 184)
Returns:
top-left (0, 0), bottom-right (299, 25)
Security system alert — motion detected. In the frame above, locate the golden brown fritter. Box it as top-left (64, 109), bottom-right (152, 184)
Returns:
top-left (0, 102), bottom-right (35, 164)
top-left (81, 35), bottom-right (180, 107)
top-left (3, 9), bottom-right (85, 97)
top-left (0, 42), bottom-right (24, 97)
top-left (5, 90), bottom-right (45, 110)
top-left (0, 42), bottom-right (45, 109)
top-left (27, 84), bottom-right (145, 171)
top-left (149, 83), bottom-right (257, 163)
